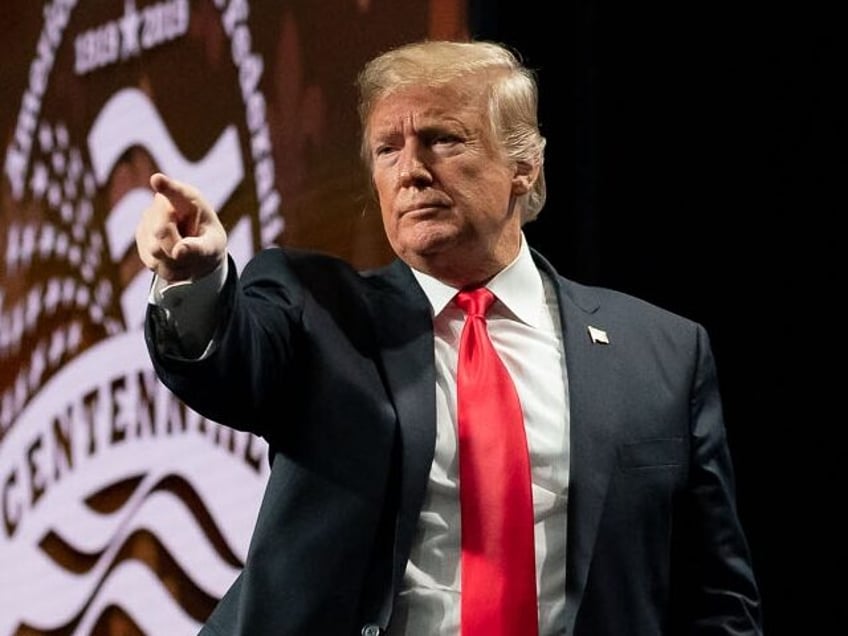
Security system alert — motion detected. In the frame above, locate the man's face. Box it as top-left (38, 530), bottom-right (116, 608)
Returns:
top-left (367, 80), bottom-right (529, 285)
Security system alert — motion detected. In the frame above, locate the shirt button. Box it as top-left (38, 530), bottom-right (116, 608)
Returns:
top-left (361, 624), bottom-right (381, 636)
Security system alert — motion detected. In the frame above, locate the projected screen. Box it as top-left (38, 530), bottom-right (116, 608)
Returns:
top-left (0, 1), bottom-right (466, 633)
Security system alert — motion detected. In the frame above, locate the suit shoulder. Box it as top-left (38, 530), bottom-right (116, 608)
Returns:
top-left (246, 245), bottom-right (353, 271)
top-left (558, 275), bottom-right (703, 337)
top-left (243, 246), bottom-right (371, 285)
top-left (241, 247), bottom-right (405, 322)
top-left (595, 281), bottom-right (694, 324)
top-left (533, 248), bottom-right (699, 333)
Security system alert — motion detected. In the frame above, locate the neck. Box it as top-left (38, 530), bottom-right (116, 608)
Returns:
top-left (409, 234), bottom-right (522, 289)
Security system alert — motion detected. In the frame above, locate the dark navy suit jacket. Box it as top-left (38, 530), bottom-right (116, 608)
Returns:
top-left (146, 246), bottom-right (762, 635)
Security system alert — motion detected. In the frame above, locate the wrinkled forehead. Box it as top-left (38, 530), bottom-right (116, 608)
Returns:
top-left (359, 74), bottom-right (497, 165)
top-left (366, 80), bottom-right (490, 131)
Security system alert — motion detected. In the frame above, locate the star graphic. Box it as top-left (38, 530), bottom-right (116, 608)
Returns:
top-left (120, 0), bottom-right (141, 59)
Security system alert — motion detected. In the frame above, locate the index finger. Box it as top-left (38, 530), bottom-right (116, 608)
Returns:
top-left (150, 172), bottom-right (197, 202)
top-left (149, 172), bottom-right (201, 236)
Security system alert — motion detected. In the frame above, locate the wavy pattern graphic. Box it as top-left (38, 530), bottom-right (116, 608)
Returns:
top-left (13, 473), bottom-right (244, 635)
top-left (86, 88), bottom-right (246, 329)
top-left (87, 87), bottom-right (244, 216)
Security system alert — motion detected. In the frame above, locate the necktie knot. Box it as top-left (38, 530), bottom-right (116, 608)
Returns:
top-left (455, 287), bottom-right (495, 318)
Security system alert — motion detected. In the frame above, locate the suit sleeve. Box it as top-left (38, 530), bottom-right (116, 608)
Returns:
top-left (145, 250), bottom-right (305, 437)
top-left (681, 324), bottom-right (763, 634)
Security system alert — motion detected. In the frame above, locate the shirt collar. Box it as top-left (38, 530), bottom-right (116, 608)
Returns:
top-left (409, 234), bottom-right (547, 328)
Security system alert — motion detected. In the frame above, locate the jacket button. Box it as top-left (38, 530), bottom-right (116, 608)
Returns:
top-left (361, 624), bottom-right (381, 636)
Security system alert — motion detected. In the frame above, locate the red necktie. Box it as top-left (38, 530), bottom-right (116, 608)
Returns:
top-left (456, 288), bottom-right (538, 636)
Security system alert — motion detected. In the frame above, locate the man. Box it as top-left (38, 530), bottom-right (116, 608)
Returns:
top-left (136, 40), bottom-right (762, 635)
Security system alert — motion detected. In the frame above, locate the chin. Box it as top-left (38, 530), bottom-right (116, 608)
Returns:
top-left (398, 226), bottom-right (461, 259)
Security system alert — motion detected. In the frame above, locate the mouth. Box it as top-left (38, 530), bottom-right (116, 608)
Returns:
top-left (399, 202), bottom-right (450, 217)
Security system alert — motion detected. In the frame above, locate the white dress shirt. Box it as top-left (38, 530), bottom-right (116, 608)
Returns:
top-left (393, 236), bottom-right (570, 635)
top-left (150, 236), bottom-right (570, 633)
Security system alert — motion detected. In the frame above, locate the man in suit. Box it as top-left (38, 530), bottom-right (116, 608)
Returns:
top-left (136, 40), bottom-right (762, 635)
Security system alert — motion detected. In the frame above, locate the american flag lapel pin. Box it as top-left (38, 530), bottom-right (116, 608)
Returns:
top-left (587, 325), bottom-right (610, 344)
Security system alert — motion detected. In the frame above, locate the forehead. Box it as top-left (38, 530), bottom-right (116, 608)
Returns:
top-left (367, 81), bottom-right (488, 134)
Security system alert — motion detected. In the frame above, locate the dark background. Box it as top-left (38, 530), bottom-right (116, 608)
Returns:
top-left (473, 1), bottom-right (839, 633)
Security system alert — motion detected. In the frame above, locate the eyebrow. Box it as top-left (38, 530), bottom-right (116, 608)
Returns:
top-left (370, 118), bottom-right (472, 141)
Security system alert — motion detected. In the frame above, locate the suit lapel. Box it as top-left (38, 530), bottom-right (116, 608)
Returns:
top-left (366, 259), bottom-right (437, 613)
top-left (533, 252), bottom-right (620, 634)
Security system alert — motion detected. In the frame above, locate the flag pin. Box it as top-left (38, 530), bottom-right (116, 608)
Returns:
top-left (588, 325), bottom-right (609, 344)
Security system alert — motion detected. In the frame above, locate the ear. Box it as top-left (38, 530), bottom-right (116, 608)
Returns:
top-left (511, 160), bottom-right (540, 196)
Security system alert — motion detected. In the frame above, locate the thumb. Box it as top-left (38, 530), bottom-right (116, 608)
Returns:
top-left (172, 234), bottom-right (214, 259)
top-left (170, 235), bottom-right (225, 279)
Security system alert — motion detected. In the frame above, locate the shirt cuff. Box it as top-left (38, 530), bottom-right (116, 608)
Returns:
top-left (148, 259), bottom-right (228, 359)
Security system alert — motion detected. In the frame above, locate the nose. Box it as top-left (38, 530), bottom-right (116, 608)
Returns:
top-left (397, 143), bottom-right (432, 187)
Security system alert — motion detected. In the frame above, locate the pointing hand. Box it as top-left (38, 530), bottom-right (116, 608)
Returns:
top-left (135, 173), bottom-right (227, 282)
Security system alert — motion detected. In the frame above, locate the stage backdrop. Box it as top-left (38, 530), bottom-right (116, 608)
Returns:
top-left (0, 1), bottom-right (466, 633)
